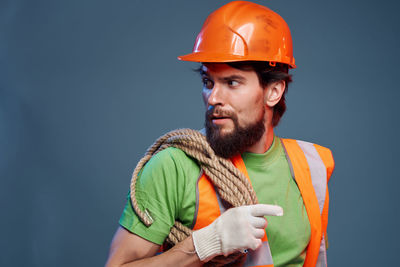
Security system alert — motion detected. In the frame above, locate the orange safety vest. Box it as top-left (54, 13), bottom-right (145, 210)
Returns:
top-left (192, 138), bottom-right (334, 267)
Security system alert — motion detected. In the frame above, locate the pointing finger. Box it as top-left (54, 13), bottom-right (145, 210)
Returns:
top-left (249, 204), bottom-right (284, 217)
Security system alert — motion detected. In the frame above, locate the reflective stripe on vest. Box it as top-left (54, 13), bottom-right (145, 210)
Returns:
top-left (281, 139), bottom-right (334, 267)
top-left (193, 138), bottom-right (334, 267)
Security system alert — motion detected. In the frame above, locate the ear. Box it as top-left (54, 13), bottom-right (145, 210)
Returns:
top-left (264, 80), bottom-right (286, 108)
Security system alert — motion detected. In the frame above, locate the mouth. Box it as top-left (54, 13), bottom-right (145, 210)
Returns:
top-left (210, 115), bottom-right (232, 125)
top-left (205, 107), bottom-right (235, 127)
top-left (209, 113), bottom-right (231, 119)
top-left (211, 115), bottom-right (230, 120)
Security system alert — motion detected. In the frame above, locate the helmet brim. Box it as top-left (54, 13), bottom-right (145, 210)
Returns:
top-left (178, 52), bottom-right (296, 69)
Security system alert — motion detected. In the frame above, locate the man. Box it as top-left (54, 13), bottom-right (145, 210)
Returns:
top-left (106, 1), bottom-right (334, 267)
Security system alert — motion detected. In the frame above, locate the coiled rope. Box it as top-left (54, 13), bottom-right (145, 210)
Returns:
top-left (130, 129), bottom-right (258, 265)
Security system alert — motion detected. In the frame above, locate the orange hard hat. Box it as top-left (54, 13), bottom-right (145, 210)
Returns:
top-left (178, 1), bottom-right (296, 68)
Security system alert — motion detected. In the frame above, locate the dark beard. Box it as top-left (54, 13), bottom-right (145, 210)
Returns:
top-left (205, 107), bottom-right (265, 159)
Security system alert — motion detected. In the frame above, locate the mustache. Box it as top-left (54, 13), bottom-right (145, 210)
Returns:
top-left (205, 106), bottom-right (234, 120)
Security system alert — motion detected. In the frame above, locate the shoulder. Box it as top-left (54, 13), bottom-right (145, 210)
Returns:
top-left (145, 147), bottom-right (200, 172)
top-left (139, 147), bottom-right (201, 186)
top-left (280, 138), bottom-right (333, 159)
top-left (280, 138), bottom-right (335, 181)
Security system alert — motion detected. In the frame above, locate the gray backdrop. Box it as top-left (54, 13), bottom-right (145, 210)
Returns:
top-left (1, 0), bottom-right (399, 266)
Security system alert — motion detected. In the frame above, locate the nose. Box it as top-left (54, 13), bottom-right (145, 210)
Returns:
top-left (205, 83), bottom-right (224, 107)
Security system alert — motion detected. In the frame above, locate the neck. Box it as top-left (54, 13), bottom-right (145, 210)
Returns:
top-left (245, 125), bottom-right (274, 154)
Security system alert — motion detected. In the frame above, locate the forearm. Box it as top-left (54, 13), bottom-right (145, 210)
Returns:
top-left (112, 236), bottom-right (203, 267)
top-left (107, 204), bottom-right (283, 267)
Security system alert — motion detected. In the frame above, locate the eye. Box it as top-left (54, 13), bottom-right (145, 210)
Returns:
top-left (202, 78), bottom-right (214, 90)
top-left (228, 80), bottom-right (240, 87)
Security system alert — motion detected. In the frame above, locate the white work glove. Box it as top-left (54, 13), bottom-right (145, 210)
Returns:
top-left (192, 204), bottom-right (283, 262)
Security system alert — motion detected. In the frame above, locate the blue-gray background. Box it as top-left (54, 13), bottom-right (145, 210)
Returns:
top-left (1, 0), bottom-right (399, 266)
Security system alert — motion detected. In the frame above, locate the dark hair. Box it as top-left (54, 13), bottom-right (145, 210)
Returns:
top-left (226, 61), bottom-right (292, 127)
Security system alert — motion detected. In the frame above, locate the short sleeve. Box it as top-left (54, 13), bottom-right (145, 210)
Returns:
top-left (119, 147), bottom-right (200, 245)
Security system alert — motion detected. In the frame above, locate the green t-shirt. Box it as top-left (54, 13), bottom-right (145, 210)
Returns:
top-left (120, 135), bottom-right (311, 267)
